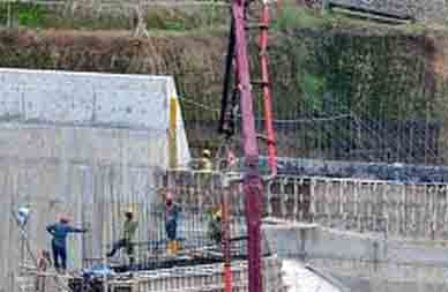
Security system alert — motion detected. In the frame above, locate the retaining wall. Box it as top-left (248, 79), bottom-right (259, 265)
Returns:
top-left (0, 69), bottom-right (189, 292)
top-left (264, 221), bottom-right (448, 291)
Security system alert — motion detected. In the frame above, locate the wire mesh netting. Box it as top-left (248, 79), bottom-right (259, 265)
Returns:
top-left (175, 5), bottom-right (448, 168)
top-left (1, 1), bottom-right (447, 167)
top-left (66, 170), bottom-right (283, 292)
top-left (7, 169), bottom-right (285, 292)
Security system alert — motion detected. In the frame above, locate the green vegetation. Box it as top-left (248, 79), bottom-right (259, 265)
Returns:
top-left (0, 2), bottom-right (228, 31)
top-left (0, 3), bottom-right (447, 155)
top-left (271, 4), bottom-right (374, 31)
top-left (272, 5), bottom-right (328, 30)
top-left (144, 5), bottom-right (226, 31)
top-left (267, 4), bottom-right (447, 123)
top-left (0, 2), bottom-right (46, 27)
top-left (266, 30), bottom-right (441, 121)
top-left (272, 4), bottom-right (446, 35)
top-left (17, 4), bottom-right (46, 27)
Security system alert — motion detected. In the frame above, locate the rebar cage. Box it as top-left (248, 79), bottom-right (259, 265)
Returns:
top-left (67, 169), bottom-right (283, 292)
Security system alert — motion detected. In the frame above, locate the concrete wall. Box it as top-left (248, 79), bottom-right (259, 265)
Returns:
top-left (264, 221), bottom-right (448, 291)
top-left (0, 69), bottom-right (190, 292)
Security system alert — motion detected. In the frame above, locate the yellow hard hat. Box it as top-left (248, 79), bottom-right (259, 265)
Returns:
top-left (213, 208), bottom-right (222, 218)
top-left (202, 149), bottom-right (211, 157)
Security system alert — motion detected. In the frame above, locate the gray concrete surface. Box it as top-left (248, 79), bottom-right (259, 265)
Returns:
top-left (263, 220), bottom-right (448, 291)
top-left (0, 68), bottom-right (190, 292)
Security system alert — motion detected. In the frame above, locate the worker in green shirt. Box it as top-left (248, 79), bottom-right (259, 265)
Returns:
top-left (107, 209), bottom-right (138, 264)
top-left (199, 149), bottom-right (213, 171)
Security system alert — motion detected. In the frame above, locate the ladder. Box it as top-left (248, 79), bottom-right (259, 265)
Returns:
top-left (220, 0), bottom-right (278, 176)
top-left (257, 0), bottom-right (277, 176)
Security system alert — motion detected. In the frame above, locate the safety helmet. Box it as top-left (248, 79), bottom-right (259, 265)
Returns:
top-left (202, 149), bottom-right (211, 158)
top-left (212, 206), bottom-right (222, 219)
top-left (165, 191), bottom-right (174, 205)
top-left (166, 191), bottom-right (174, 200)
top-left (59, 214), bottom-right (70, 223)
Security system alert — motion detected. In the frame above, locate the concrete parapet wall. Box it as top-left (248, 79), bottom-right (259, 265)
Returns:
top-left (266, 176), bottom-right (448, 240)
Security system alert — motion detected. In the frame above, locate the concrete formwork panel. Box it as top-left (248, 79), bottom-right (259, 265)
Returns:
top-left (0, 68), bottom-right (190, 292)
top-left (0, 69), bottom-right (167, 128)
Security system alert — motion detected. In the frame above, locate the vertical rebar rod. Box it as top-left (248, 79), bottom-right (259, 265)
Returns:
top-left (223, 186), bottom-right (232, 292)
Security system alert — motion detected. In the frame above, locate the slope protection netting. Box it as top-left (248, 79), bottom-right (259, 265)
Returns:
top-left (1, 1), bottom-right (447, 166)
top-left (254, 30), bottom-right (446, 166)
top-left (181, 20), bottom-right (448, 166)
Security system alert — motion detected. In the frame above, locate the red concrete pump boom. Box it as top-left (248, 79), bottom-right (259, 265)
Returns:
top-left (232, 1), bottom-right (264, 290)
top-left (219, 0), bottom-right (277, 291)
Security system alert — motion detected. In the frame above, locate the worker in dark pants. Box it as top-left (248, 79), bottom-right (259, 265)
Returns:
top-left (107, 210), bottom-right (138, 265)
top-left (46, 215), bottom-right (87, 273)
top-left (164, 192), bottom-right (180, 255)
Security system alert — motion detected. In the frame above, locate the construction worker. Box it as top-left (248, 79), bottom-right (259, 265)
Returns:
top-left (208, 206), bottom-right (222, 245)
top-left (164, 192), bottom-right (180, 255)
top-left (107, 209), bottom-right (138, 265)
top-left (199, 149), bottom-right (213, 171)
top-left (46, 215), bottom-right (87, 272)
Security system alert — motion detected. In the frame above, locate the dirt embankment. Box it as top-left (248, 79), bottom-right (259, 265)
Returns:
top-left (2, 27), bottom-right (448, 160)
top-left (0, 29), bottom-right (225, 87)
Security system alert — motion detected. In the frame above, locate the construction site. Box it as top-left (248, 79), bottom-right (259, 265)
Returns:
top-left (3, 0), bottom-right (448, 291)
